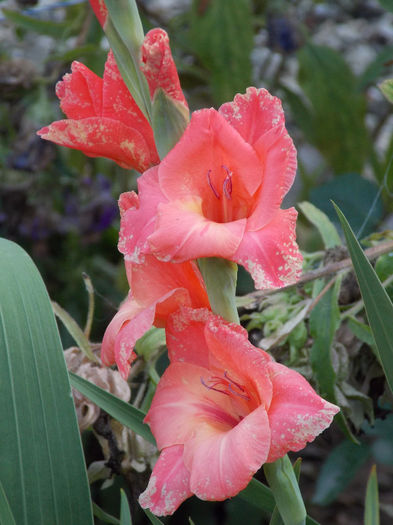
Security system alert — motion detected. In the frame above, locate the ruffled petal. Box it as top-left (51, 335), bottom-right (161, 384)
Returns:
top-left (102, 51), bottom-right (158, 166)
top-left (89, 0), bottom-right (107, 27)
top-left (158, 109), bottom-right (262, 203)
top-left (118, 167), bottom-right (165, 262)
top-left (139, 445), bottom-right (192, 516)
top-left (145, 362), bottom-right (237, 450)
top-left (233, 208), bottom-right (303, 290)
top-left (266, 362), bottom-right (340, 463)
top-left (166, 307), bottom-right (214, 367)
top-left (127, 257), bottom-right (208, 312)
top-left (148, 198), bottom-right (246, 262)
top-left (37, 117), bottom-right (153, 171)
top-left (141, 28), bottom-right (188, 109)
top-left (56, 61), bottom-right (103, 119)
top-left (101, 294), bottom-right (155, 379)
top-left (184, 405), bottom-right (270, 500)
top-left (204, 316), bottom-right (273, 408)
top-left (219, 87), bottom-right (284, 149)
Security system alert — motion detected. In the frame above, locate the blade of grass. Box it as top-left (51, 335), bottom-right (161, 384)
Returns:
top-left (69, 372), bottom-right (155, 444)
top-left (120, 490), bottom-right (132, 525)
top-left (334, 202), bottom-right (393, 394)
top-left (0, 239), bottom-right (93, 525)
top-left (364, 465), bottom-right (380, 525)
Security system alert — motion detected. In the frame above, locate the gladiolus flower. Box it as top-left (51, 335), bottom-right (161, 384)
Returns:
top-left (119, 87), bottom-right (302, 289)
top-left (139, 307), bottom-right (339, 515)
top-left (38, 29), bottom-right (187, 172)
top-left (101, 194), bottom-right (209, 378)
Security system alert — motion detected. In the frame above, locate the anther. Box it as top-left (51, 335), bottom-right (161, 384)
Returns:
top-left (207, 169), bottom-right (220, 199)
top-left (200, 376), bottom-right (230, 396)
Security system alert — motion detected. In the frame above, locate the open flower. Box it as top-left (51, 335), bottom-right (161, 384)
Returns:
top-left (38, 29), bottom-right (187, 172)
top-left (119, 87), bottom-right (302, 289)
top-left (102, 192), bottom-right (209, 380)
top-left (139, 307), bottom-right (339, 515)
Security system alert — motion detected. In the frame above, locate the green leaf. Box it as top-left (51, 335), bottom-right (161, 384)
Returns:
top-left (313, 440), bottom-right (370, 505)
top-left (310, 277), bottom-right (358, 442)
top-left (347, 317), bottom-right (375, 347)
top-left (0, 239), bottom-right (93, 525)
top-left (334, 203), bottom-right (393, 395)
top-left (104, 0), bottom-right (152, 122)
top-left (189, 0), bottom-right (253, 104)
top-left (120, 490), bottom-right (132, 525)
top-left (379, 79), bottom-right (393, 104)
top-left (364, 465), bottom-right (380, 525)
top-left (358, 45), bottom-right (393, 90)
top-left (143, 509), bottom-right (165, 525)
top-left (152, 89), bottom-right (189, 159)
top-left (238, 479), bottom-right (319, 525)
top-left (299, 201), bottom-right (341, 249)
top-left (377, 0), bottom-right (393, 12)
top-left (0, 481), bottom-right (16, 525)
top-left (311, 174), bottom-right (383, 238)
top-left (297, 44), bottom-right (369, 174)
top-left (92, 503), bottom-right (120, 525)
top-left (2, 8), bottom-right (68, 37)
top-left (52, 301), bottom-right (97, 362)
top-left (69, 372), bottom-right (155, 444)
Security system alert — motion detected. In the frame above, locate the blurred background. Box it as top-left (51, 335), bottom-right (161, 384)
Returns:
top-left (1, 1), bottom-right (393, 523)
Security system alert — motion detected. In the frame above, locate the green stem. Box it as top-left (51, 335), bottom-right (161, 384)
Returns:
top-left (263, 456), bottom-right (306, 525)
top-left (197, 257), bottom-right (239, 324)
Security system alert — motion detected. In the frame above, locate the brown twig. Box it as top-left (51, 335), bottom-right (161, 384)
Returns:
top-left (248, 238), bottom-right (393, 302)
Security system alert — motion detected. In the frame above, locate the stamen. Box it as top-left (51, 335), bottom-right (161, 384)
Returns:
top-left (207, 169), bottom-right (220, 199)
top-left (200, 376), bottom-right (230, 396)
top-left (224, 371), bottom-right (245, 392)
top-left (221, 165), bottom-right (233, 200)
top-left (228, 383), bottom-right (250, 400)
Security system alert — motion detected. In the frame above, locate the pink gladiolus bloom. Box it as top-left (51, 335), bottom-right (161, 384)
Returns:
top-left (101, 205), bottom-right (209, 378)
top-left (119, 87), bottom-right (302, 289)
top-left (139, 307), bottom-right (339, 515)
top-left (89, 0), bottom-right (107, 26)
top-left (38, 29), bottom-right (187, 171)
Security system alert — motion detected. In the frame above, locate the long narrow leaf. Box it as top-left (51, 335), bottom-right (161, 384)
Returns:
top-left (238, 479), bottom-right (320, 525)
top-left (143, 509), bottom-right (165, 525)
top-left (0, 239), bottom-right (93, 525)
top-left (334, 203), bottom-right (393, 394)
top-left (69, 372), bottom-right (155, 444)
top-left (120, 490), bottom-right (132, 525)
top-left (0, 481), bottom-right (16, 525)
top-left (364, 465), bottom-right (380, 525)
top-left (92, 503), bottom-right (120, 525)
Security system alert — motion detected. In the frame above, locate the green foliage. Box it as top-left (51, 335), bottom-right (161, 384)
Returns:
top-left (0, 481), bottom-right (16, 525)
top-left (311, 174), bottom-right (383, 237)
top-left (0, 239), bottom-right (93, 525)
top-left (335, 203), bottom-right (393, 395)
top-left (189, 0), bottom-right (253, 104)
top-left (143, 509), bottom-right (165, 525)
top-left (288, 44), bottom-right (369, 174)
top-left (299, 201), bottom-right (341, 249)
top-left (120, 490), bottom-right (133, 525)
top-left (313, 440), bottom-right (371, 505)
top-left (152, 88), bottom-right (189, 159)
top-left (379, 78), bottom-right (393, 103)
top-left (69, 372), bottom-right (155, 444)
top-left (364, 466), bottom-right (380, 525)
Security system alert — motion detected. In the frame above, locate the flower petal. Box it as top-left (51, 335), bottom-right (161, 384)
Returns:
top-left (56, 61), bottom-right (103, 119)
top-left (139, 445), bottom-right (192, 516)
top-left (89, 0), bottom-right (107, 27)
top-left (148, 198), bottom-right (246, 262)
top-left (119, 167), bottom-right (165, 262)
top-left (37, 117), bottom-right (153, 171)
top-left (127, 257), bottom-right (209, 313)
top-left (158, 109), bottom-right (262, 202)
top-left (204, 316), bottom-right (273, 408)
top-left (141, 28), bottom-right (188, 109)
top-left (166, 307), bottom-right (214, 367)
top-left (184, 405), bottom-right (270, 500)
top-left (233, 208), bottom-right (303, 290)
top-left (145, 362), bottom-right (237, 450)
top-left (266, 362), bottom-right (340, 463)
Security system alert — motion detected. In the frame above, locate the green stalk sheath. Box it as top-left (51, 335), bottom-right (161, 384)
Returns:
top-left (263, 456), bottom-right (306, 525)
top-left (197, 257), bottom-right (240, 324)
